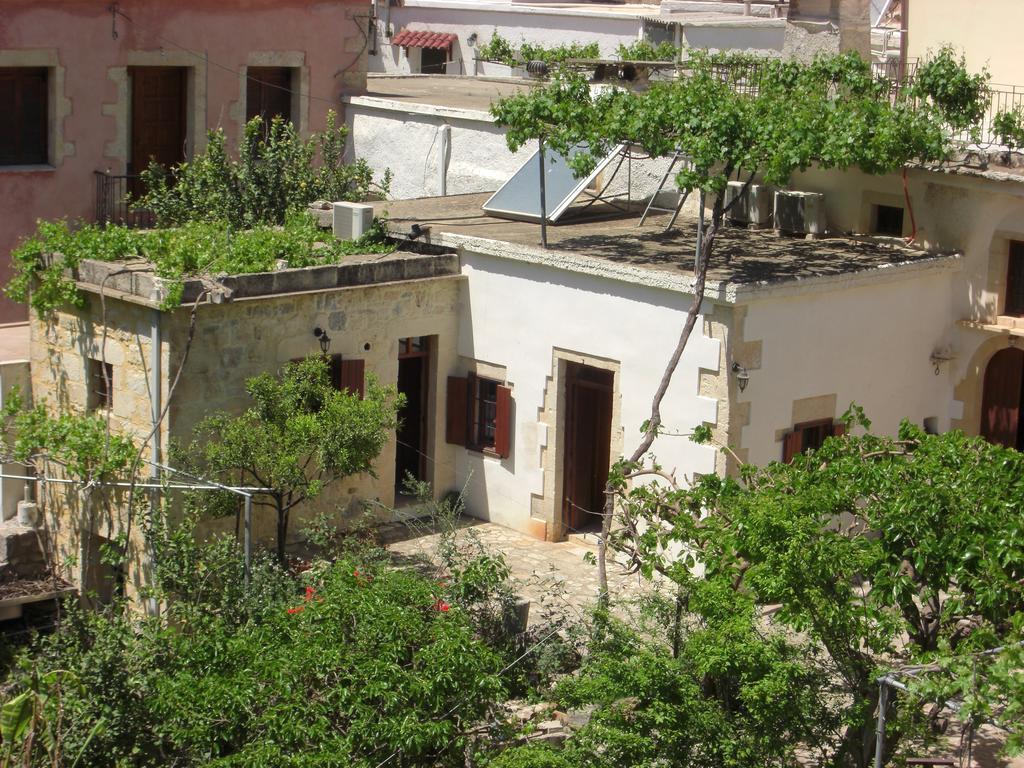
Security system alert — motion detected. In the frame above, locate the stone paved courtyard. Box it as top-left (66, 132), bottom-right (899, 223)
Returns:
top-left (382, 517), bottom-right (661, 625)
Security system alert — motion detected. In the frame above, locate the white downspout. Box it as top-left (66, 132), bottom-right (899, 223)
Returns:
top-left (146, 308), bottom-right (161, 616)
top-left (438, 123), bottom-right (451, 197)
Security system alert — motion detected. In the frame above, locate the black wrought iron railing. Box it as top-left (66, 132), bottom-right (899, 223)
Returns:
top-left (94, 171), bottom-right (155, 228)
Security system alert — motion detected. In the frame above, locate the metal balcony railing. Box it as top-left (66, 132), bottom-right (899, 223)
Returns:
top-left (94, 171), bottom-right (155, 228)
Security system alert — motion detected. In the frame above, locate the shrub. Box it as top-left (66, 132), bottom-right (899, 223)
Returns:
top-left (6, 212), bottom-right (393, 315)
top-left (141, 111), bottom-right (385, 229)
top-left (616, 40), bottom-right (678, 62)
top-left (994, 105), bottom-right (1024, 150)
top-left (5, 557), bottom-right (506, 767)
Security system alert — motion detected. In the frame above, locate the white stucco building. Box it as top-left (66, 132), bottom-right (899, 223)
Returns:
top-left (367, 0), bottom-right (871, 78)
top-left (367, 146), bottom-right (1024, 540)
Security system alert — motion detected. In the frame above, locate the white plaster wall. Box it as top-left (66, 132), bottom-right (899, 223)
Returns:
top-left (347, 103), bottom-right (537, 199)
top-left (739, 265), bottom-right (958, 466)
top-left (370, 5), bottom-right (643, 76)
top-left (682, 20), bottom-right (787, 54)
top-left (789, 165), bottom-right (1024, 342)
top-left (348, 98), bottom-right (680, 203)
top-left (0, 360), bottom-right (31, 522)
top-left (453, 249), bottom-right (720, 534)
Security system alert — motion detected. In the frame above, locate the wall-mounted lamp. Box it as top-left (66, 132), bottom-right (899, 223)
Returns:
top-left (467, 32), bottom-right (478, 47)
top-left (929, 348), bottom-right (956, 376)
top-left (313, 327), bottom-right (332, 355)
top-left (731, 362), bottom-right (750, 393)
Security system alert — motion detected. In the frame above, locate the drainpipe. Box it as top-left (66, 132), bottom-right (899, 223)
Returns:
top-left (538, 136), bottom-right (548, 249)
top-left (147, 308), bottom-right (162, 616)
top-left (874, 679), bottom-right (890, 768)
top-left (438, 123), bottom-right (451, 197)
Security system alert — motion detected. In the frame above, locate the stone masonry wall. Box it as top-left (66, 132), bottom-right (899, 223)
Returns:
top-left (30, 273), bottom-right (463, 593)
top-left (164, 276), bottom-right (463, 547)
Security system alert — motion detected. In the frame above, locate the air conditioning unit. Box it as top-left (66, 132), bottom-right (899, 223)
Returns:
top-left (725, 181), bottom-right (772, 227)
top-left (774, 190), bottom-right (825, 236)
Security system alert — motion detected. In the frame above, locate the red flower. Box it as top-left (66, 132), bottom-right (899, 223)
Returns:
top-left (287, 605), bottom-right (305, 615)
top-left (305, 586), bottom-right (316, 600)
top-left (433, 599), bottom-right (450, 613)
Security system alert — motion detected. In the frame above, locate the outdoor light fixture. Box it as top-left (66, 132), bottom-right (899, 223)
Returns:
top-left (731, 362), bottom-right (750, 392)
top-left (313, 327), bottom-right (332, 355)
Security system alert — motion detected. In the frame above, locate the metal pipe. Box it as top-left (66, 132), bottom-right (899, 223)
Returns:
top-left (874, 681), bottom-right (889, 768)
top-left (244, 494), bottom-right (252, 587)
top-left (150, 309), bottom-right (161, 476)
top-left (0, 472), bottom-right (266, 493)
top-left (538, 136), bottom-right (548, 248)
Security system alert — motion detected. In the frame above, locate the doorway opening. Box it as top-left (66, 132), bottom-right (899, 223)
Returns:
top-left (980, 346), bottom-right (1024, 450)
top-left (561, 363), bottom-right (614, 534)
top-left (128, 66), bottom-right (187, 196)
top-left (396, 336), bottom-right (433, 496)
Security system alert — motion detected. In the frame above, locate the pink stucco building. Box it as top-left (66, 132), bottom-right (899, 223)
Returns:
top-left (0, 0), bottom-right (370, 323)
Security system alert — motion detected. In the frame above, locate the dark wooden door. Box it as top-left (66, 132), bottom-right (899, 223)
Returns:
top-left (562, 364), bottom-right (613, 533)
top-left (130, 67), bottom-right (186, 180)
top-left (396, 338), bottom-right (431, 491)
top-left (980, 347), bottom-right (1024, 449)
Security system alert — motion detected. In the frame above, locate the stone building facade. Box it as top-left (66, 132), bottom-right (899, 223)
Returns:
top-left (29, 247), bottom-right (462, 598)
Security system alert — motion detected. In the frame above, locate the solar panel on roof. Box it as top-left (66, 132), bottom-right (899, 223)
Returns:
top-left (482, 143), bottom-right (626, 224)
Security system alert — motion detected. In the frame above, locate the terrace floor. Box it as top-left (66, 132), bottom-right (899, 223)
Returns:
top-left (382, 518), bottom-right (660, 625)
top-left (379, 192), bottom-right (956, 291)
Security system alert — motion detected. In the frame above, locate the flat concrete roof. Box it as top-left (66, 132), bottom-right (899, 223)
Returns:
top-left (358, 75), bottom-right (537, 116)
top-left (377, 193), bottom-right (958, 298)
top-left (68, 249), bottom-right (461, 310)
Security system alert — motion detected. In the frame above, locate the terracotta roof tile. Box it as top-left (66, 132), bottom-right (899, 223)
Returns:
top-left (392, 29), bottom-right (457, 50)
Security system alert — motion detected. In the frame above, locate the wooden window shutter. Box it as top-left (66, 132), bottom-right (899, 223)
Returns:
top-left (338, 358), bottom-right (365, 399)
top-left (831, 422), bottom-right (846, 438)
top-left (493, 385), bottom-right (512, 459)
top-left (446, 376), bottom-right (469, 446)
top-left (782, 430), bottom-right (803, 464)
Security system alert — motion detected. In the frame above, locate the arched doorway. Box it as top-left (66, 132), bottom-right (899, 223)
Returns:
top-left (980, 347), bottom-right (1024, 449)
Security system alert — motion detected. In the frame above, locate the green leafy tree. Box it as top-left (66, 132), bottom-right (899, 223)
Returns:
top-left (491, 50), bottom-right (986, 466)
top-left (181, 356), bottom-right (401, 563)
top-left (608, 413), bottom-right (1024, 766)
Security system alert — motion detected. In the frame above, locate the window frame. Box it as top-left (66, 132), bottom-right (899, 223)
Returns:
top-left (446, 373), bottom-right (511, 458)
top-left (419, 47), bottom-right (450, 75)
top-left (469, 374), bottom-right (500, 453)
top-left (245, 66), bottom-right (296, 129)
top-left (872, 204), bottom-right (905, 237)
top-left (87, 359), bottom-right (113, 412)
top-left (0, 66), bottom-right (49, 167)
top-left (782, 418), bottom-right (844, 463)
